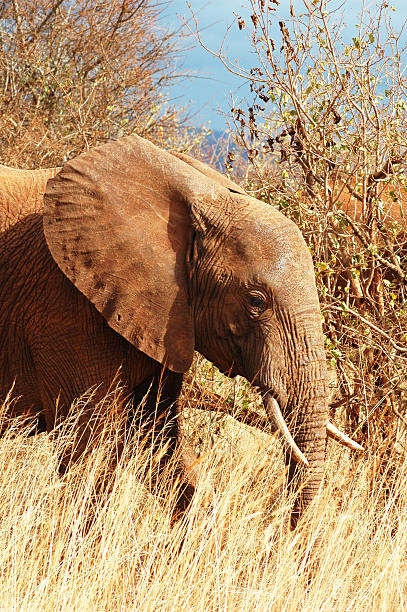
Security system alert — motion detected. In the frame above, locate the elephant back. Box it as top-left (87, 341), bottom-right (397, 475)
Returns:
top-left (0, 165), bottom-right (60, 233)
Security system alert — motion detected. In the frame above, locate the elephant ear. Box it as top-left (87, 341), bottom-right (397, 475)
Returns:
top-left (43, 135), bottom-right (230, 373)
top-left (170, 151), bottom-right (246, 195)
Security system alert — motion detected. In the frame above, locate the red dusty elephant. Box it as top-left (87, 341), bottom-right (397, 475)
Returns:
top-left (0, 135), bottom-right (360, 524)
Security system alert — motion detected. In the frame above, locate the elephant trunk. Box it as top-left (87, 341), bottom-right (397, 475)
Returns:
top-left (263, 361), bottom-right (328, 526)
top-left (287, 394), bottom-right (327, 526)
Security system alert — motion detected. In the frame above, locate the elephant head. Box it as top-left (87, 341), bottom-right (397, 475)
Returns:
top-left (43, 135), bottom-right (354, 522)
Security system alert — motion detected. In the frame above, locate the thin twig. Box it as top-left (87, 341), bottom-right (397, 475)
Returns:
top-left (327, 303), bottom-right (407, 353)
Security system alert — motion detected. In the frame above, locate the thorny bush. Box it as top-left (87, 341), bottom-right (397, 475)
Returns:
top-left (0, 0), bottom-right (202, 167)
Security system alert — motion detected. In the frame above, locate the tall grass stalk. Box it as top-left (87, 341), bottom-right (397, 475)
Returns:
top-left (0, 389), bottom-right (405, 611)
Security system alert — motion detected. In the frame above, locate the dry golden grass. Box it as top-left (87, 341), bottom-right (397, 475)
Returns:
top-left (0, 386), bottom-right (406, 611)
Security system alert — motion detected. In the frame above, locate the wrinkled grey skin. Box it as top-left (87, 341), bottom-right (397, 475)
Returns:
top-left (0, 135), bottom-right (328, 524)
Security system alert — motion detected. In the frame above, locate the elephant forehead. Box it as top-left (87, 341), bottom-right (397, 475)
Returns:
top-left (217, 217), bottom-right (318, 309)
top-left (224, 212), bottom-right (313, 277)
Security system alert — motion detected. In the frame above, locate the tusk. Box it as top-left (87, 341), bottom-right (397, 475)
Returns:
top-left (326, 420), bottom-right (364, 451)
top-left (266, 395), bottom-right (309, 467)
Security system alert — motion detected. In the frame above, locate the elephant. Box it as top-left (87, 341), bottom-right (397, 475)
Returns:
top-left (0, 135), bottom-right (361, 525)
top-left (0, 163), bottom-right (59, 231)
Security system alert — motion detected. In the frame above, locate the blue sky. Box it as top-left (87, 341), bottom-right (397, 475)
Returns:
top-left (164, 0), bottom-right (407, 131)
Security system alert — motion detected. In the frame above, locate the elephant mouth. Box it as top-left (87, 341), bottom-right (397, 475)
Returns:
top-left (262, 391), bottom-right (363, 465)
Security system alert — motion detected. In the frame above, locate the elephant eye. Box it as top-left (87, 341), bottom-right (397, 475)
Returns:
top-left (248, 294), bottom-right (267, 314)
